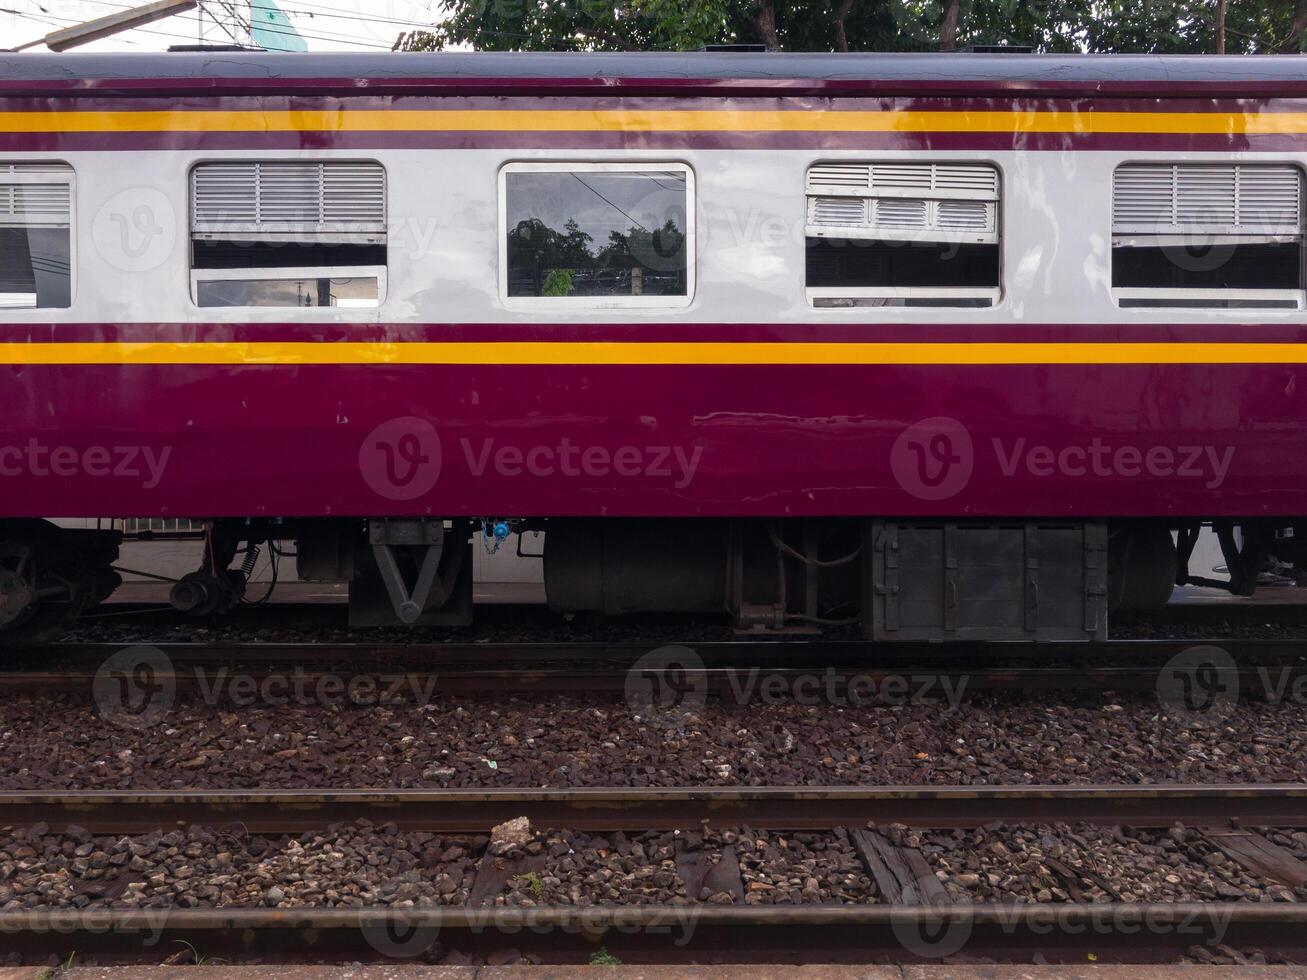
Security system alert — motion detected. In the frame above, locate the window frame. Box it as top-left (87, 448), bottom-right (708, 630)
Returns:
top-left (190, 265), bottom-right (388, 310)
top-left (802, 159), bottom-right (1004, 310)
top-left (498, 161), bottom-right (696, 311)
top-left (1109, 160), bottom-right (1306, 311)
top-left (0, 161), bottom-right (75, 312)
top-left (186, 158), bottom-right (389, 311)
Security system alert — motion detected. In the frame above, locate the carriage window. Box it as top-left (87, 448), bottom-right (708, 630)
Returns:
top-left (805, 162), bottom-right (1000, 309)
top-left (501, 163), bottom-right (693, 307)
top-left (190, 161), bottom-right (386, 308)
top-left (1112, 164), bottom-right (1303, 309)
top-left (0, 163), bottom-right (72, 310)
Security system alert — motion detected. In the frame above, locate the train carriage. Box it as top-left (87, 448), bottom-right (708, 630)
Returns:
top-left (2, 50), bottom-right (1306, 641)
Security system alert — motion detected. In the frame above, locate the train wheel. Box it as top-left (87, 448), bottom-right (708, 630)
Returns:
top-left (0, 546), bottom-right (80, 646)
top-left (0, 523), bottom-right (119, 648)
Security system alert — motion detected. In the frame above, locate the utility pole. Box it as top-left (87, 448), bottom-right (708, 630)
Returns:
top-left (195, 0), bottom-right (253, 47)
top-left (9, 0), bottom-right (199, 52)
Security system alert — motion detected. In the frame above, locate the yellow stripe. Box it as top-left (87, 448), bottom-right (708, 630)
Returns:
top-left (2, 109), bottom-right (1306, 135)
top-left (2, 342), bottom-right (1306, 365)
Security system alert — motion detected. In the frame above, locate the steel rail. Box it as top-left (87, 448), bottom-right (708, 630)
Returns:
top-left (3, 787), bottom-right (1306, 962)
top-left (0, 664), bottom-right (1304, 698)
top-left (3, 784), bottom-right (1305, 833)
top-left (40, 637), bottom-right (1307, 663)
top-left (1, 904), bottom-right (1304, 962)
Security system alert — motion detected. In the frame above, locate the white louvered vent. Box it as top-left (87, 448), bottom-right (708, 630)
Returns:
top-left (874, 198), bottom-right (930, 230)
top-left (1239, 167), bottom-right (1302, 227)
top-left (808, 162), bottom-right (998, 200)
top-left (807, 161), bottom-right (999, 242)
top-left (808, 164), bottom-right (870, 189)
top-left (1113, 164), bottom-right (1301, 235)
top-left (0, 163), bottom-right (72, 228)
top-left (933, 165), bottom-right (1000, 196)
top-left (0, 163), bottom-right (72, 227)
top-left (937, 199), bottom-right (993, 232)
top-left (809, 198), bottom-right (995, 241)
top-left (869, 164), bottom-right (934, 192)
top-left (0, 184), bottom-right (70, 225)
top-left (194, 164), bottom-right (259, 225)
top-left (0, 163), bottom-right (75, 178)
top-left (808, 197), bottom-right (867, 226)
top-left (192, 161), bottom-right (387, 235)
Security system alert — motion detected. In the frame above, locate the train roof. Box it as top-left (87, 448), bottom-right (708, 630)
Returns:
top-left (4, 51), bottom-right (1307, 97)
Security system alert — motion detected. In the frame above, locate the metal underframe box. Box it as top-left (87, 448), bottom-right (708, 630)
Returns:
top-left (864, 520), bottom-right (1108, 642)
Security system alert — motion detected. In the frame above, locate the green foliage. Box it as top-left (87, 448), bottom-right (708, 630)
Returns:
top-left (542, 268), bottom-right (575, 297)
top-left (1072, 0), bottom-right (1295, 53)
top-left (397, 0), bottom-right (899, 52)
top-left (398, 0), bottom-right (735, 52)
top-left (395, 0), bottom-right (1305, 54)
top-left (514, 870), bottom-right (546, 897)
top-left (589, 946), bottom-right (623, 965)
top-left (174, 940), bottom-right (210, 965)
top-left (508, 214), bottom-right (686, 297)
top-left (34, 953), bottom-right (78, 980)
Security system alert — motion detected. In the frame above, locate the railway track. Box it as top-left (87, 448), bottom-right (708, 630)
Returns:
top-left (35, 637), bottom-right (1307, 667)
top-left (2, 638), bottom-right (1304, 698)
top-left (1, 785), bottom-right (1306, 963)
top-left (5, 784), bottom-right (1307, 831)
top-left (72, 596), bottom-right (1307, 632)
top-left (4, 640), bottom-right (1306, 963)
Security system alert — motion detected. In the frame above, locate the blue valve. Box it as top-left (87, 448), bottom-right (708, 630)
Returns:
top-left (482, 520), bottom-right (512, 555)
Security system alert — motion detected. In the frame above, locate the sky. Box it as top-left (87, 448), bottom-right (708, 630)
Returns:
top-left (1, 0), bottom-right (444, 53)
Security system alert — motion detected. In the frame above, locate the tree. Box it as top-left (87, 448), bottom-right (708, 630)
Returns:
top-left (939, 0), bottom-right (960, 49)
top-left (542, 268), bottom-right (575, 296)
top-left (395, 0), bottom-right (1302, 61)
top-left (396, 0), bottom-right (907, 53)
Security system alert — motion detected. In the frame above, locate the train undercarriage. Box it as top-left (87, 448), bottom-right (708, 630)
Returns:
top-left (2, 515), bottom-right (1305, 645)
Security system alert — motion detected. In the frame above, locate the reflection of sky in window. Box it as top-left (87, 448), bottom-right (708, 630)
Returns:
top-left (197, 276), bottom-right (378, 308)
top-left (506, 172), bottom-right (686, 246)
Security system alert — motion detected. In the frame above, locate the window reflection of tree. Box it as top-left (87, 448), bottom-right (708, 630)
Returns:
top-left (507, 173), bottom-right (687, 298)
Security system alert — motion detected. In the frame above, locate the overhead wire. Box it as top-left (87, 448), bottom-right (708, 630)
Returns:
top-left (571, 173), bottom-right (651, 234)
top-left (8, 0), bottom-right (621, 49)
top-left (48, 0), bottom-right (443, 33)
top-left (7, 1), bottom-right (402, 49)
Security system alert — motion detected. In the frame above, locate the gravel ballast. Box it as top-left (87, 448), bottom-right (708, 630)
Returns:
top-left (913, 823), bottom-right (1307, 904)
top-left (0, 690), bottom-right (1304, 790)
top-left (2, 819), bottom-right (1302, 913)
top-left (0, 820), bottom-right (878, 911)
